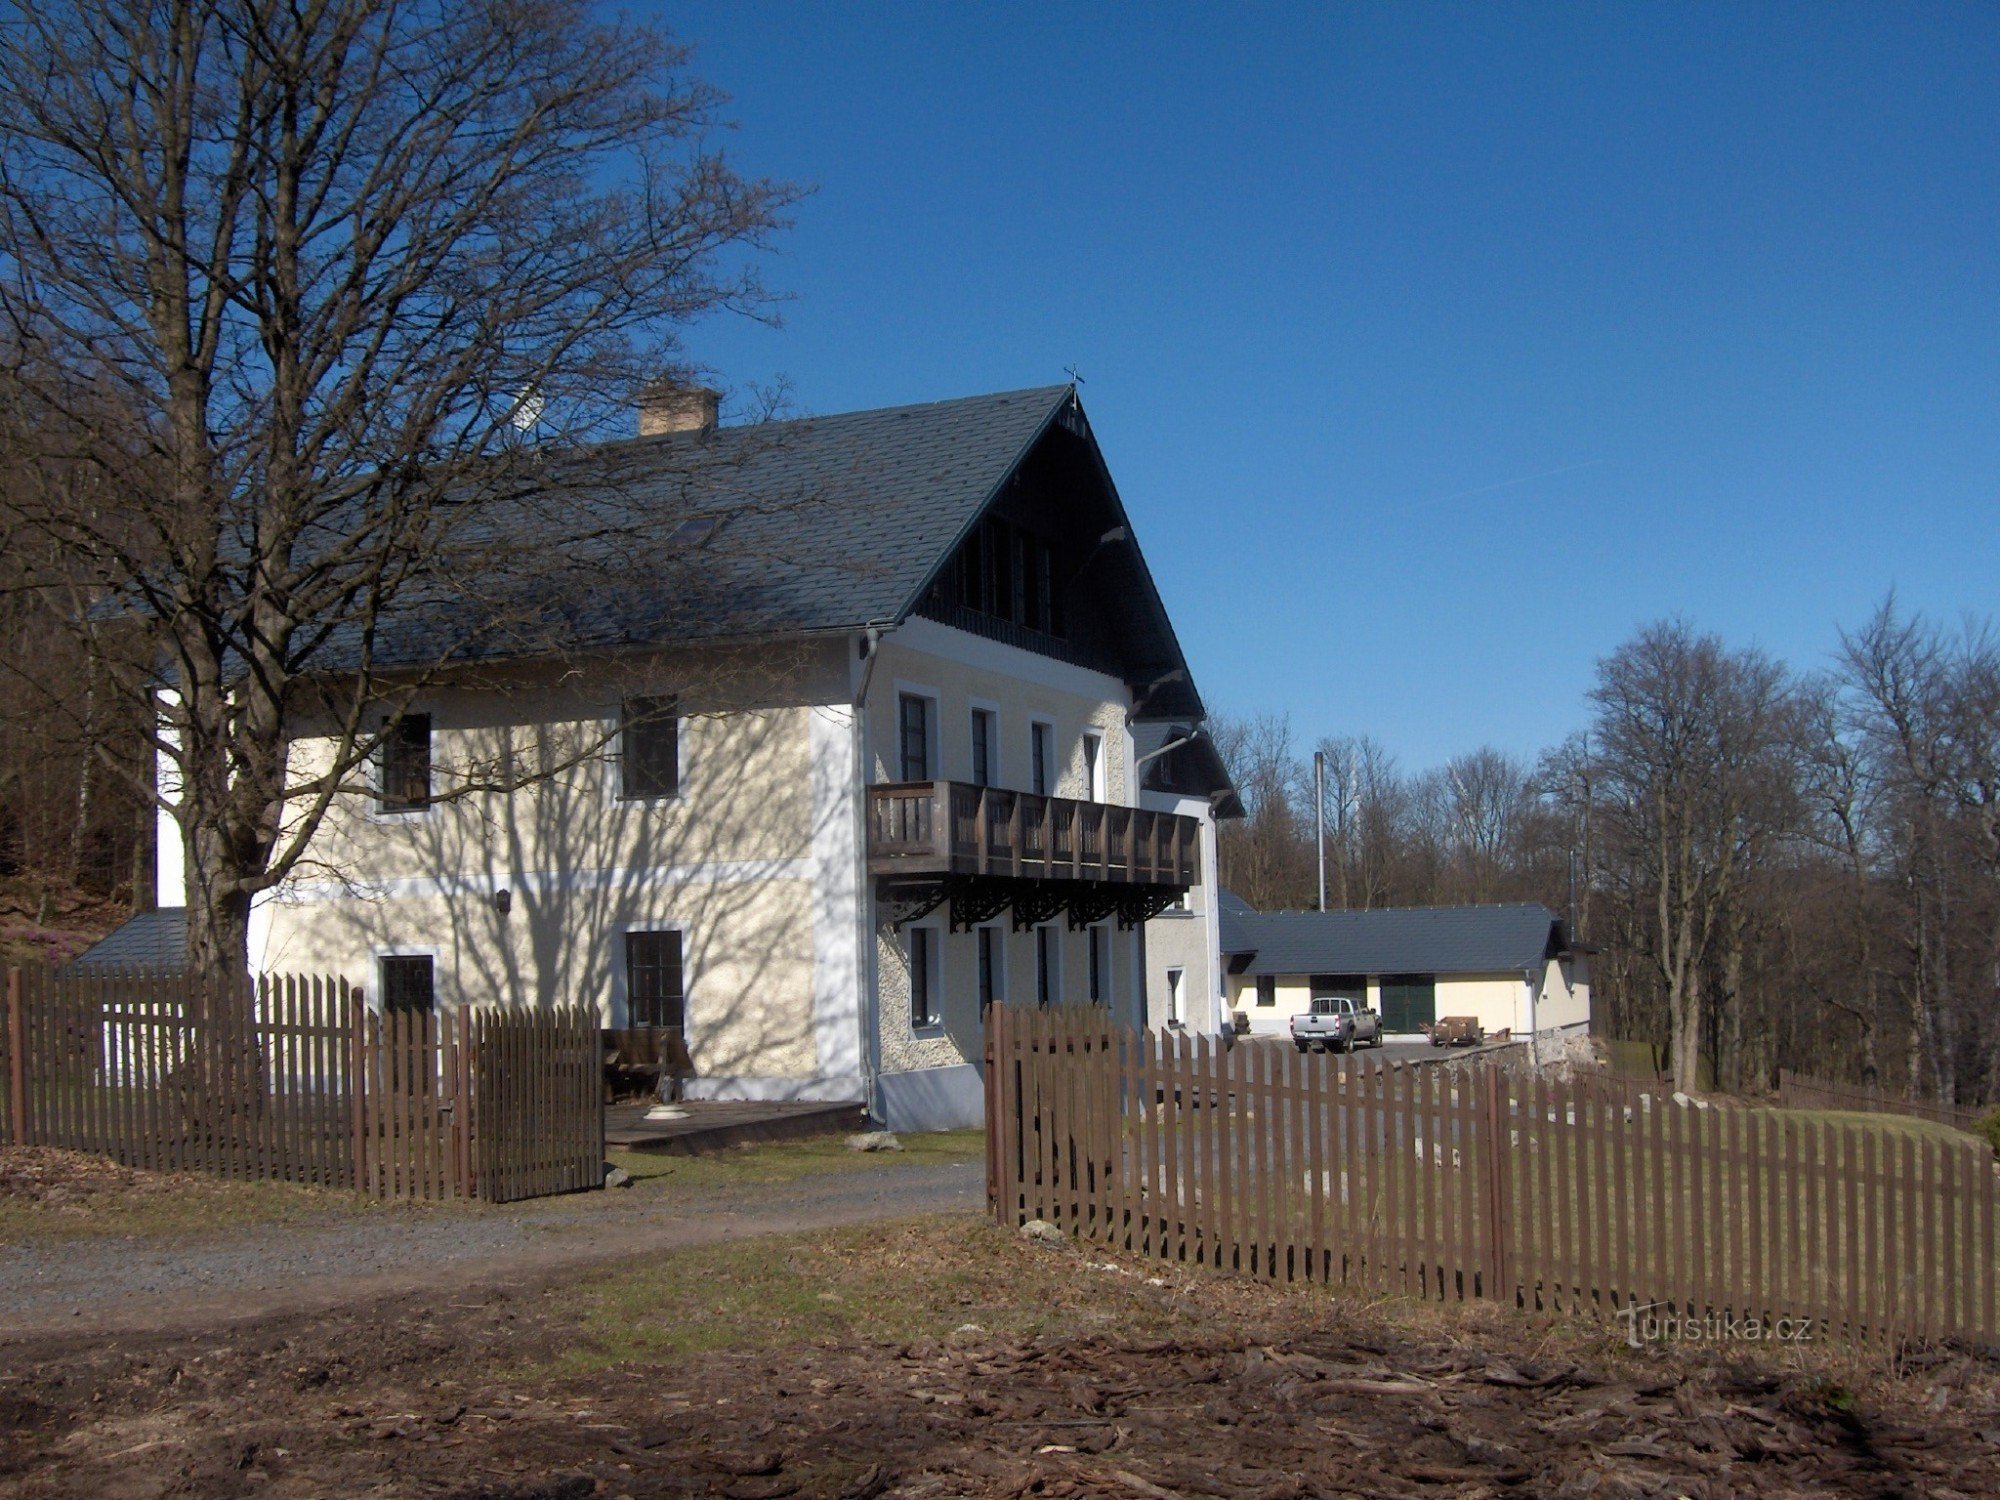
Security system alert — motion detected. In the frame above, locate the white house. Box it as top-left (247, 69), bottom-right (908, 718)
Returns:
top-left (133, 385), bottom-right (1239, 1131)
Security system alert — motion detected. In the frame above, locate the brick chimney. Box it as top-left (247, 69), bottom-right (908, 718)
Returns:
top-left (637, 382), bottom-right (720, 437)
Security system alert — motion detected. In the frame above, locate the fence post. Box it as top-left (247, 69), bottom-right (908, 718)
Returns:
top-left (1480, 1064), bottom-right (1511, 1304)
top-left (984, 1003), bottom-right (1001, 1216)
top-left (5, 967), bottom-right (23, 1146)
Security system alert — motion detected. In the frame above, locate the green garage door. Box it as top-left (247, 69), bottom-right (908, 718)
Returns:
top-left (1378, 974), bottom-right (1436, 1034)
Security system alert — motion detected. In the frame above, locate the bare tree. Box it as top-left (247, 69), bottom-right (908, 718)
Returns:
top-left (1839, 600), bottom-right (2000, 1103)
top-left (1312, 734), bottom-right (1403, 909)
top-left (1212, 714), bottom-right (1314, 910)
top-left (0, 0), bottom-right (798, 984)
top-left (1588, 620), bottom-right (1792, 1092)
top-left (1440, 746), bottom-right (1528, 902)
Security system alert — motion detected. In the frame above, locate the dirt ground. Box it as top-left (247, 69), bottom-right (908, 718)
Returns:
top-left (3, 1154), bottom-right (2000, 1500)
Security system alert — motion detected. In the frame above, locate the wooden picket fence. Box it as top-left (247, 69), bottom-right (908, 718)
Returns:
top-left (1778, 1067), bottom-right (1992, 1137)
top-left (0, 965), bottom-right (601, 1204)
top-left (987, 1005), bottom-right (2000, 1347)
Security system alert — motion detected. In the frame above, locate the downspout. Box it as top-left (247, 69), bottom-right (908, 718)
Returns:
top-left (1131, 726), bottom-right (1200, 773)
top-left (1526, 965), bottom-right (1540, 1068)
top-left (852, 626), bottom-right (886, 1120)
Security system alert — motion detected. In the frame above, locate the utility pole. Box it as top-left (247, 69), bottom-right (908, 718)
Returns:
top-left (1314, 750), bottom-right (1327, 912)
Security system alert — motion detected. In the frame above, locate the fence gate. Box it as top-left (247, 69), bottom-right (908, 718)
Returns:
top-left (468, 1003), bottom-right (602, 1203)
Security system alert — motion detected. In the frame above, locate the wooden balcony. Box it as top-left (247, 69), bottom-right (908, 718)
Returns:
top-left (867, 780), bottom-right (1200, 886)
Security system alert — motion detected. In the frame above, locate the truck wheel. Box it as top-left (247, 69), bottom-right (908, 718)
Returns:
top-left (1294, 1041), bottom-right (1309, 1053)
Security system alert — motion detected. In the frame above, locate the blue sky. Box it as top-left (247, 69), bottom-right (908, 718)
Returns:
top-left (670, 2), bottom-right (1999, 771)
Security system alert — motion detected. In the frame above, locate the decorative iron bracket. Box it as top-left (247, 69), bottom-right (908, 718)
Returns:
top-left (1010, 885), bottom-right (1071, 932)
top-left (1065, 888), bottom-right (1124, 931)
top-left (877, 880), bottom-right (947, 929)
top-left (1115, 887), bottom-right (1182, 930)
top-left (950, 879), bottom-right (1015, 932)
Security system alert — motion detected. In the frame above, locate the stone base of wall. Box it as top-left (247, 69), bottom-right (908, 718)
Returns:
top-left (683, 1073), bottom-right (866, 1104)
top-left (875, 1063), bottom-right (984, 1133)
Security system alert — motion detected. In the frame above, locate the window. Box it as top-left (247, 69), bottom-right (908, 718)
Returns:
top-left (1256, 975), bottom-right (1276, 1008)
top-left (898, 693), bottom-right (932, 782)
top-left (619, 696), bottom-right (680, 799)
top-left (969, 708), bottom-right (995, 787)
top-left (908, 926), bottom-right (939, 1029)
top-left (625, 930), bottom-right (685, 1029)
top-left (977, 926), bottom-right (999, 1014)
top-left (1087, 926), bottom-right (1108, 1003)
top-left (1035, 926), bottom-right (1056, 1007)
top-left (1030, 722), bottom-right (1053, 797)
top-left (1082, 731), bottom-right (1104, 802)
top-left (937, 517), bottom-right (1065, 639)
top-left (377, 713), bottom-right (432, 812)
top-left (379, 954), bottom-right (434, 1014)
top-left (1166, 967), bottom-right (1185, 1026)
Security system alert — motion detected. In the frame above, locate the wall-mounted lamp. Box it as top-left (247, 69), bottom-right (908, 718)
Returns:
top-left (492, 888), bottom-right (512, 917)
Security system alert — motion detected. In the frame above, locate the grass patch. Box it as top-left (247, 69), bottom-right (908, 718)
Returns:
top-left (533, 1213), bottom-right (1190, 1378)
top-left (604, 1128), bottom-right (984, 1195)
top-left (1777, 1108), bottom-right (1972, 1148)
top-left (0, 1166), bottom-right (373, 1244)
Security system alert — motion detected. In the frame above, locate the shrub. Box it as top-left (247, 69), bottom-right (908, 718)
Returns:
top-left (1974, 1106), bottom-right (2000, 1161)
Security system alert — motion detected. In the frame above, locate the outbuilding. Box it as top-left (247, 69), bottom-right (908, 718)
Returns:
top-left (1217, 895), bottom-right (1591, 1043)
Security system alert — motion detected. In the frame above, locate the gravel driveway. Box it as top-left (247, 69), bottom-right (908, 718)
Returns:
top-left (0, 1154), bottom-right (984, 1337)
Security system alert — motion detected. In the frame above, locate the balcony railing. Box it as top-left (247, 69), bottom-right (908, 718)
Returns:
top-left (867, 780), bottom-right (1200, 886)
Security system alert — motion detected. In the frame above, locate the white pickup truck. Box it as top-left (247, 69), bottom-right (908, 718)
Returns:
top-left (1289, 995), bottom-right (1384, 1053)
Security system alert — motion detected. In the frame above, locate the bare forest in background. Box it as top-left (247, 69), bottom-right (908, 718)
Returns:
top-left (1214, 604), bottom-right (2000, 1111)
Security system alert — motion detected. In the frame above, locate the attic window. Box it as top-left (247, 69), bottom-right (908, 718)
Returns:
top-left (670, 516), bottom-right (721, 547)
top-left (940, 516), bottom-right (1064, 637)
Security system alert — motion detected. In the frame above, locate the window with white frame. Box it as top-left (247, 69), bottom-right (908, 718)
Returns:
top-left (1082, 730), bottom-right (1104, 801)
top-left (1029, 721), bottom-right (1053, 797)
top-left (969, 707), bottom-right (995, 787)
top-left (379, 954), bottom-right (434, 1013)
top-left (898, 693), bottom-right (933, 782)
top-left (377, 713), bottom-right (432, 812)
top-left (907, 925), bottom-right (940, 1029)
top-left (624, 930), bottom-right (685, 1029)
top-left (1087, 925), bottom-right (1109, 1003)
top-left (1256, 975), bottom-right (1277, 1007)
top-left (976, 925), bottom-right (1001, 1013)
top-left (1166, 967), bottom-right (1185, 1026)
top-left (619, 696), bottom-right (681, 799)
top-left (1035, 925), bottom-right (1057, 1007)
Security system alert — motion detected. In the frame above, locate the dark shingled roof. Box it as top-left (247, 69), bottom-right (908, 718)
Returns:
top-left (68, 908), bottom-right (188, 971)
top-left (1219, 902), bottom-right (1573, 977)
top-left (348, 384), bottom-right (1208, 720)
top-left (557, 383), bottom-right (1076, 637)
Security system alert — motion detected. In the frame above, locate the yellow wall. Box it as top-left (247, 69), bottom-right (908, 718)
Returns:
top-left (255, 640), bottom-right (849, 1085)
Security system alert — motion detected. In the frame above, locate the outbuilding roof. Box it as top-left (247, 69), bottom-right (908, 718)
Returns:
top-left (68, 907), bottom-right (188, 972)
top-left (1219, 901), bottom-right (1576, 977)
